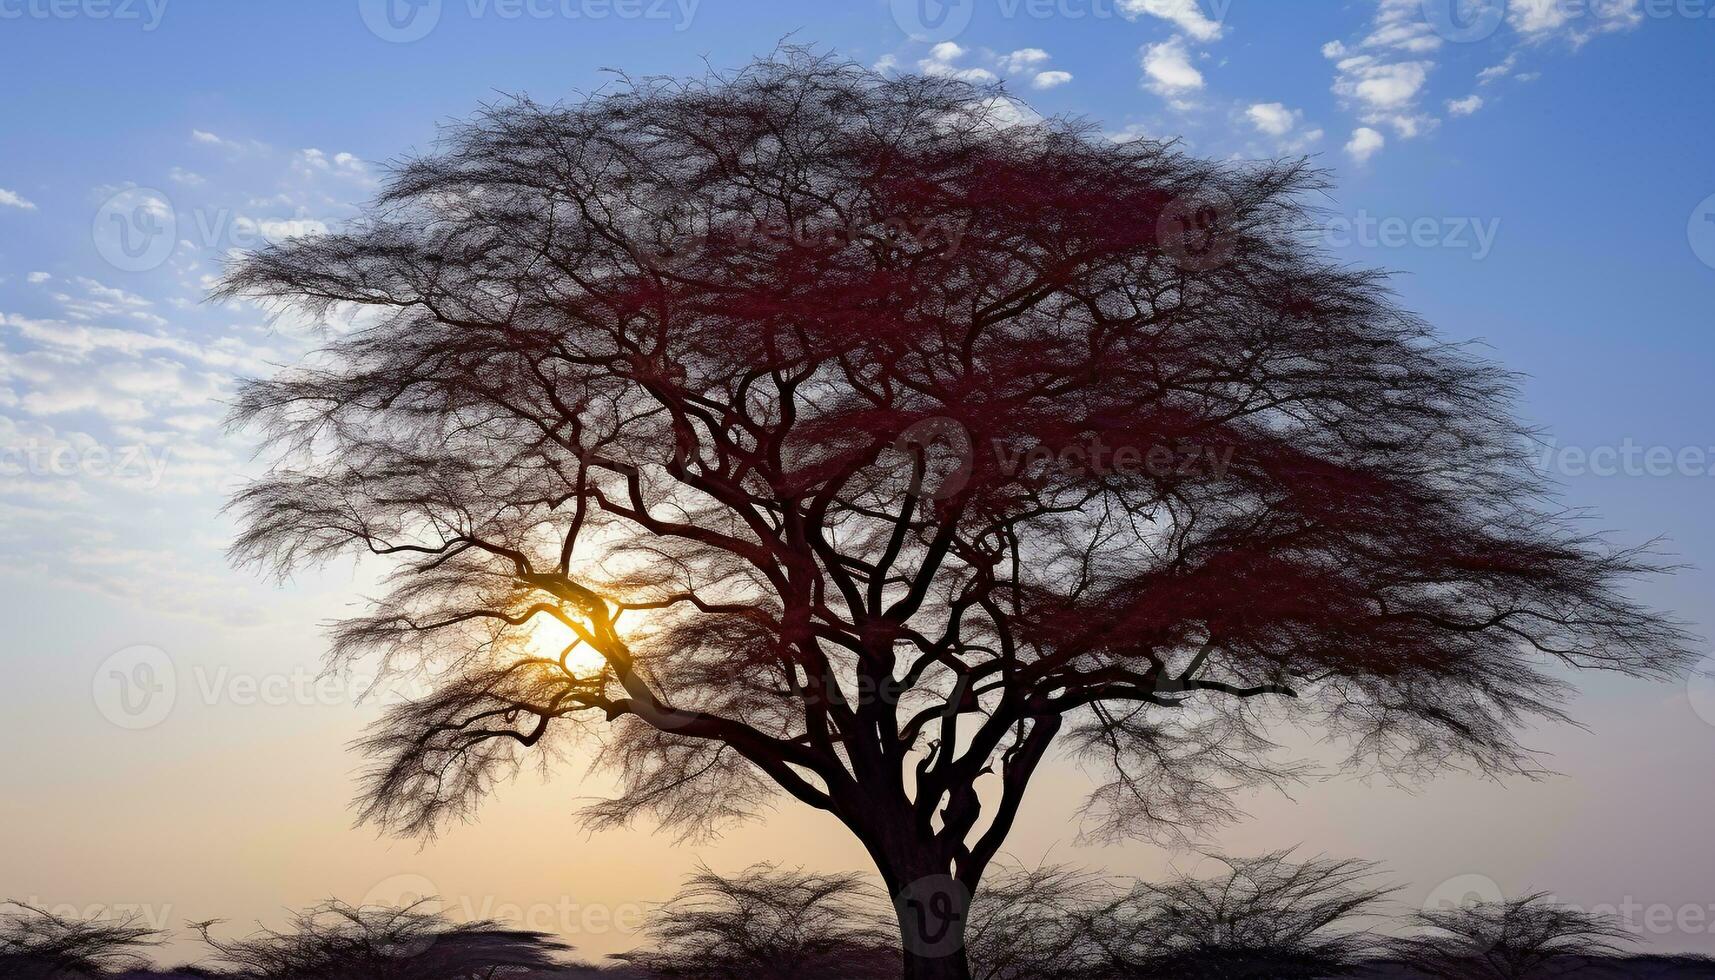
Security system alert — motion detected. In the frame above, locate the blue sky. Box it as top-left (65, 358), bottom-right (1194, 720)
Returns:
top-left (2, 0), bottom-right (1715, 962)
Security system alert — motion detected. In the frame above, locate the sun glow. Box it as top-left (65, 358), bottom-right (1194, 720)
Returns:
top-left (525, 614), bottom-right (609, 680)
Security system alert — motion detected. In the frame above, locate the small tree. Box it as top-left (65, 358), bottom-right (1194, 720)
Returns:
top-left (219, 49), bottom-right (1694, 980)
top-left (192, 900), bottom-right (572, 980)
top-left (1096, 851), bottom-right (1394, 979)
top-left (614, 864), bottom-right (897, 979)
top-left (0, 902), bottom-right (164, 979)
top-left (961, 862), bottom-right (1118, 980)
top-left (1390, 893), bottom-right (1635, 980)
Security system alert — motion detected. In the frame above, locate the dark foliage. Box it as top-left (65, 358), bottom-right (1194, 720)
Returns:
top-left (192, 899), bottom-right (573, 980)
top-left (613, 863), bottom-right (897, 979)
top-left (215, 48), bottom-right (1693, 978)
top-left (1386, 893), bottom-right (1636, 979)
top-left (0, 902), bottom-right (164, 979)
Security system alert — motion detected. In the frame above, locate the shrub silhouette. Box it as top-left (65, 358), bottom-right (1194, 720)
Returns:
top-left (613, 864), bottom-right (898, 980)
top-left (192, 899), bottom-right (573, 980)
top-left (0, 902), bottom-right (164, 979)
top-left (1387, 892), bottom-right (1635, 979)
top-left (1090, 851), bottom-right (1395, 979)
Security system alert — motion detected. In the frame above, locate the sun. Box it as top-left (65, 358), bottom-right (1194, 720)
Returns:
top-left (525, 614), bottom-right (609, 680)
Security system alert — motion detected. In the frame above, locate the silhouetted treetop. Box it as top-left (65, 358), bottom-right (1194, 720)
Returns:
top-left (0, 902), bottom-right (164, 979)
top-left (218, 49), bottom-right (1694, 980)
top-left (192, 900), bottom-right (572, 980)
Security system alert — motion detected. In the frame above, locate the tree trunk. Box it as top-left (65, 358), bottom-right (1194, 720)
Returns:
top-left (901, 941), bottom-right (974, 980)
top-left (877, 845), bottom-right (975, 980)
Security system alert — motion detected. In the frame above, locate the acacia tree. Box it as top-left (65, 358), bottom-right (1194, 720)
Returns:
top-left (1389, 894), bottom-right (1636, 980)
top-left (191, 900), bottom-right (573, 979)
top-left (219, 52), bottom-right (1693, 980)
top-left (0, 902), bottom-right (163, 979)
top-left (615, 864), bottom-right (898, 979)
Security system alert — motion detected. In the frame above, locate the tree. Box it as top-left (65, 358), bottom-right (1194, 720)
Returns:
top-left (191, 899), bottom-right (573, 979)
top-left (0, 902), bottom-right (164, 979)
top-left (1388, 893), bottom-right (1635, 980)
top-left (614, 863), bottom-right (897, 979)
top-left (1106, 851), bottom-right (1394, 978)
top-left (217, 50), bottom-right (1695, 980)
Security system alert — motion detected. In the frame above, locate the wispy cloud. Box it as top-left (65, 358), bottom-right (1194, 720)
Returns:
top-left (0, 188), bottom-right (37, 211)
top-left (1119, 0), bottom-right (1225, 42)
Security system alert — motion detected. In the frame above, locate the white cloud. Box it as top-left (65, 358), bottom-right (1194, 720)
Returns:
top-left (1246, 102), bottom-right (1300, 137)
top-left (1142, 37), bottom-right (1205, 100)
top-left (1509, 0), bottom-right (1642, 41)
top-left (932, 41), bottom-right (964, 59)
top-left (294, 148), bottom-right (371, 182)
top-left (1447, 94), bottom-right (1485, 116)
top-left (1031, 70), bottom-right (1073, 90)
top-left (1321, 40), bottom-right (1347, 59)
top-left (0, 189), bottom-right (37, 211)
top-left (1105, 123), bottom-right (1155, 144)
top-left (1345, 127), bottom-right (1386, 164)
top-left (1335, 57), bottom-right (1431, 111)
top-left (873, 54), bottom-right (899, 73)
top-left (192, 129), bottom-right (268, 156)
top-left (168, 167), bottom-right (206, 186)
top-left (27, 273), bottom-right (50, 285)
top-left (918, 43), bottom-right (998, 84)
top-left (1479, 53), bottom-right (1519, 84)
top-left (1000, 48), bottom-right (1050, 74)
top-left (1119, 0), bottom-right (1225, 42)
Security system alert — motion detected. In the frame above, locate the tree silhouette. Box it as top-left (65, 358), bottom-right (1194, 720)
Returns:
top-left (217, 50), bottom-right (1694, 980)
top-left (613, 863), bottom-right (897, 979)
top-left (191, 900), bottom-right (572, 979)
top-left (0, 902), bottom-right (163, 979)
top-left (1388, 893), bottom-right (1635, 980)
top-left (1106, 851), bottom-right (1394, 978)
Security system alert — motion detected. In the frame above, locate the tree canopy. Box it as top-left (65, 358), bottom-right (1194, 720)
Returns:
top-left (218, 50), bottom-right (1693, 979)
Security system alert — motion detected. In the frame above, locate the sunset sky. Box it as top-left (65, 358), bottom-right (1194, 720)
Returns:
top-left (3, 0), bottom-right (1714, 966)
